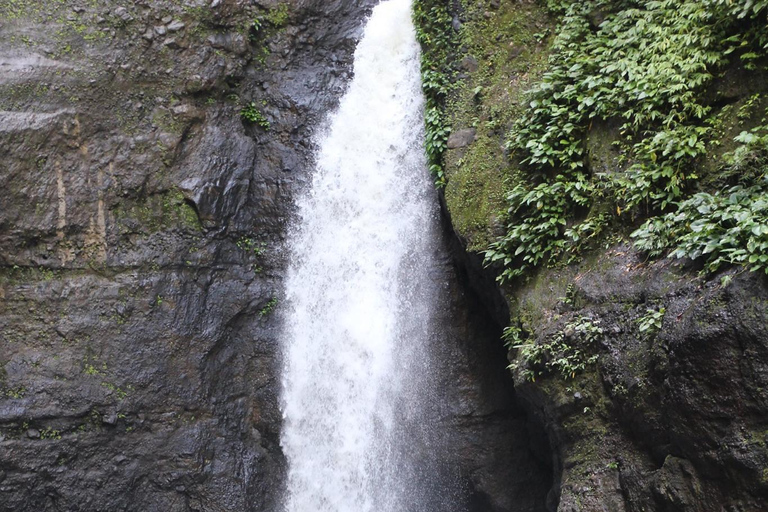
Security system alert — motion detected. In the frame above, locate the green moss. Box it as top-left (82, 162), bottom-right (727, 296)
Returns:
top-left (0, 0), bottom-right (67, 22)
top-left (444, 138), bottom-right (506, 250)
top-left (442, 1), bottom-right (554, 249)
top-left (263, 4), bottom-right (290, 27)
top-left (115, 188), bottom-right (201, 234)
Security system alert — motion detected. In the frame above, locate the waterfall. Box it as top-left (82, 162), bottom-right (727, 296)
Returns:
top-left (280, 0), bottom-right (444, 510)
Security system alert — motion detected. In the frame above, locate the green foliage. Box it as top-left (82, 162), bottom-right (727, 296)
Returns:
top-left (237, 237), bottom-right (266, 274)
top-left (632, 176), bottom-right (768, 273)
top-left (560, 283), bottom-right (577, 306)
top-left (710, 0), bottom-right (768, 18)
top-left (502, 324), bottom-right (524, 349)
top-left (264, 4), bottom-right (290, 27)
top-left (250, 3), bottom-right (290, 37)
top-left (250, 17), bottom-right (263, 36)
top-left (259, 298), bottom-right (278, 317)
top-left (4, 386), bottom-right (26, 399)
top-left (484, 0), bottom-right (768, 282)
top-left (486, 175), bottom-right (592, 280)
top-left (240, 102), bottom-right (270, 129)
top-left (413, 0), bottom-right (458, 186)
top-left (511, 0), bottom-right (724, 195)
top-left (101, 381), bottom-right (129, 400)
top-left (236, 237), bottom-right (265, 256)
top-left (726, 122), bottom-right (768, 172)
top-left (84, 364), bottom-right (104, 376)
top-left (510, 316), bottom-right (603, 381)
top-left (40, 427), bottom-right (62, 440)
top-left (637, 307), bottom-right (666, 336)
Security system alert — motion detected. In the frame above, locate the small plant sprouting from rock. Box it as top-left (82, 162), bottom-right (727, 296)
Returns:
top-left (637, 307), bottom-right (666, 337)
top-left (40, 427), bottom-right (62, 440)
top-left (83, 355), bottom-right (106, 377)
top-left (237, 237), bottom-right (266, 275)
top-left (259, 298), bottom-right (278, 317)
top-left (101, 382), bottom-right (131, 400)
top-left (237, 237), bottom-right (265, 256)
top-left (250, 17), bottom-right (263, 37)
top-left (263, 4), bottom-right (290, 27)
top-left (240, 102), bottom-right (270, 130)
top-left (502, 324), bottom-right (524, 349)
top-left (560, 283), bottom-right (577, 306)
top-left (250, 3), bottom-right (290, 36)
top-left (510, 316), bottom-right (603, 382)
top-left (4, 386), bottom-right (26, 399)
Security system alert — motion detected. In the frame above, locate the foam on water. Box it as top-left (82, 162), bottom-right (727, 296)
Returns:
top-left (280, 0), bottom-right (442, 510)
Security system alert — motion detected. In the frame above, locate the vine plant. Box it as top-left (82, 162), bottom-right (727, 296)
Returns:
top-left (508, 316), bottom-right (603, 382)
top-left (413, 0), bottom-right (459, 186)
top-left (482, 0), bottom-right (768, 282)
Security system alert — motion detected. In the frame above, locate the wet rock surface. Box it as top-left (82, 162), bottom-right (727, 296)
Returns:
top-left (0, 0), bottom-right (375, 510)
top-left (0, 0), bottom-right (551, 511)
top-left (496, 248), bottom-right (768, 512)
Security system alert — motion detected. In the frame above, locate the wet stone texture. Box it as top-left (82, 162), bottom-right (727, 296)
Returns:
top-left (0, 0), bottom-right (375, 510)
top-left (0, 1), bottom-right (552, 511)
top-left (499, 249), bottom-right (768, 512)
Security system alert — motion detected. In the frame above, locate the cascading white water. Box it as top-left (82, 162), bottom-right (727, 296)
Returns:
top-left (280, 0), bottom-right (442, 510)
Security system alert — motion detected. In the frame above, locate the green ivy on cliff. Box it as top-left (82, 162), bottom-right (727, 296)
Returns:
top-left (508, 315), bottom-right (603, 382)
top-left (413, 0), bottom-right (458, 186)
top-left (484, 0), bottom-right (768, 282)
top-left (632, 126), bottom-right (768, 274)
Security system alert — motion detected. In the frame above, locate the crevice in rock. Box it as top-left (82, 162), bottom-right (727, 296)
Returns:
top-left (437, 189), bottom-right (558, 512)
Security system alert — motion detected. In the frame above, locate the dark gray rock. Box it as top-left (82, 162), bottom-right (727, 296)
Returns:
top-left (0, 1), bottom-right (551, 511)
top-left (460, 55), bottom-right (479, 73)
top-left (0, 0), bottom-right (377, 510)
top-left (448, 128), bottom-right (477, 149)
top-left (502, 247), bottom-right (768, 512)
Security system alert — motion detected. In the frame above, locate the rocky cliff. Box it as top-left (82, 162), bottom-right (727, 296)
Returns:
top-left (428, 0), bottom-right (768, 511)
top-left (5, 0), bottom-right (766, 511)
top-left (0, 0), bottom-right (370, 509)
top-left (0, 1), bottom-right (552, 511)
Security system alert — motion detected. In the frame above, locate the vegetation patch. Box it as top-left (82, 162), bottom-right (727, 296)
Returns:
top-left (414, 0), bottom-right (768, 281)
top-left (413, 0), bottom-right (459, 186)
top-left (508, 315), bottom-right (603, 382)
top-left (484, 0), bottom-right (768, 282)
top-left (259, 297), bottom-right (278, 317)
top-left (632, 176), bottom-right (768, 273)
top-left (240, 101), bottom-right (271, 130)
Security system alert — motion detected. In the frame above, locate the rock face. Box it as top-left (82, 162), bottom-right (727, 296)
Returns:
top-left (433, 0), bottom-right (768, 510)
top-left (430, 219), bottom-right (554, 512)
top-left (0, 1), bottom-right (553, 511)
top-left (0, 0), bottom-right (373, 510)
top-left (492, 251), bottom-right (768, 512)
